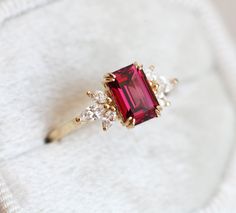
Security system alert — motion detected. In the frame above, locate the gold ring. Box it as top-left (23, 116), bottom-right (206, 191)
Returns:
top-left (45, 62), bottom-right (178, 143)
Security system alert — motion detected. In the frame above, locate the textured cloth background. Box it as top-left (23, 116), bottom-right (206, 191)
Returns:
top-left (0, 0), bottom-right (235, 212)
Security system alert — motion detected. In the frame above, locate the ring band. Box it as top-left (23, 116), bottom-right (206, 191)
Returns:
top-left (45, 62), bottom-right (178, 143)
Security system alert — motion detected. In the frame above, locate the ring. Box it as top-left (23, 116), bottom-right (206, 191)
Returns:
top-left (45, 62), bottom-right (178, 143)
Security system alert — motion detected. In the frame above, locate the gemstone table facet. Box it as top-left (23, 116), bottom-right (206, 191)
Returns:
top-left (106, 64), bottom-right (159, 125)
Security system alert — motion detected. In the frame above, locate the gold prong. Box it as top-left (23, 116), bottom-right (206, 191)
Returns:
top-left (149, 81), bottom-right (159, 94)
top-left (171, 78), bottom-right (179, 86)
top-left (103, 104), bottom-right (110, 110)
top-left (128, 118), bottom-right (135, 128)
top-left (102, 125), bottom-right (108, 131)
top-left (137, 64), bottom-right (143, 70)
top-left (104, 77), bottom-right (115, 83)
top-left (110, 73), bottom-right (116, 79)
top-left (104, 73), bottom-right (116, 83)
top-left (125, 117), bottom-right (131, 126)
top-left (124, 117), bottom-right (132, 126)
top-left (132, 118), bottom-right (136, 126)
top-left (155, 109), bottom-right (161, 117)
top-left (125, 117), bottom-right (135, 128)
top-left (86, 91), bottom-right (93, 97)
top-left (133, 62), bottom-right (143, 70)
top-left (149, 81), bottom-right (153, 87)
top-left (103, 83), bottom-right (109, 89)
top-left (155, 106), bottom-right (162, 117)
top-left (149, 65), bottom-right (155, 71)
top-left (134, 61), bottom-right (138, 67)
top-left (152, 84), bottom-right (158, 92)
top-left (156, 105), bottom-right (163, 111)
top-left (104, 73), bottom-right (116, 79)
top-left (75, 117), bottom-right (80, 123)
top-left (110, 106), bottom-right (116, 112)
top-left (106, 97), bottom-right (112, 104)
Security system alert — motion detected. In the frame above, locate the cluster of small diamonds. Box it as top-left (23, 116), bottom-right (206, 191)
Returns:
top-left (144, 66), bottom-right (176, 108)
top-left (80, 65), bottom-right (177, 131)
top-left (80, 91), bottom-right (117, 130)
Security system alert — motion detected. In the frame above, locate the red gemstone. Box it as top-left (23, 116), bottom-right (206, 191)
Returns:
top-left (106, 64), bottom-right (159, 125)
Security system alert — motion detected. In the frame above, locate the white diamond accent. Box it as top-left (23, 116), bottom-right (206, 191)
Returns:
top-left (80, 104), bottom-right (104, 121)
top-left (82, 89), bottom-right (118, 129)
top-left (158, 96), bottom-right (171, 108)
top-left (155, 76), bottom-right (174, 107)
top-left (92, 90), bottom-right (108, 104)
top-left (145, 68), bottom-right (157, 82)
top-left (144, 67), bottom-right (176, 108)
top-left (157, 76), bottom-right (175, 94)
top-left (102, 111), bottom-right (117, 130)
top-left (156, 77), bottom-right (166, 98)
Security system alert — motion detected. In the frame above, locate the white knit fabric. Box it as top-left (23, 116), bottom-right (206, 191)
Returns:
top-left (0, 0), bottom-right (235, 212)
top-left (0, 175), bottom-right (22, 213)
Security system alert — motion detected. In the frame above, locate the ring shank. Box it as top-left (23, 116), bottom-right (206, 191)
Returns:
top-left (44, 77), bottom-right (179, 143)
top-left (45, 117), bottom-right (82, 143)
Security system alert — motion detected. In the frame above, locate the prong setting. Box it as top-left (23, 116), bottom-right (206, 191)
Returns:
top-left (134, 62), bottom-right (143, 70)
top-left (106, 97), bottom-right (113, 104)
top-left (124, 117), bottom-right (135, 128)
top-left (110, 106), bottom-right (116, 112)
top-left (103, 104), bottom-right (110, 110)
top-left (156, 105), bottom-right (163, 111)
top-left (104, 73), bottom-right (116, 83)
top-left (86, 91), bottom-right (93, 97)
top-left (75, 117), bottom-right (81, 123)
top-left (155, 106), bottom-right (162, 117)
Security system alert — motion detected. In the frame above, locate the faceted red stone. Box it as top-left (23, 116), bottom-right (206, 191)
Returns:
top-left (106, 64), bottom-right (159, 125)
